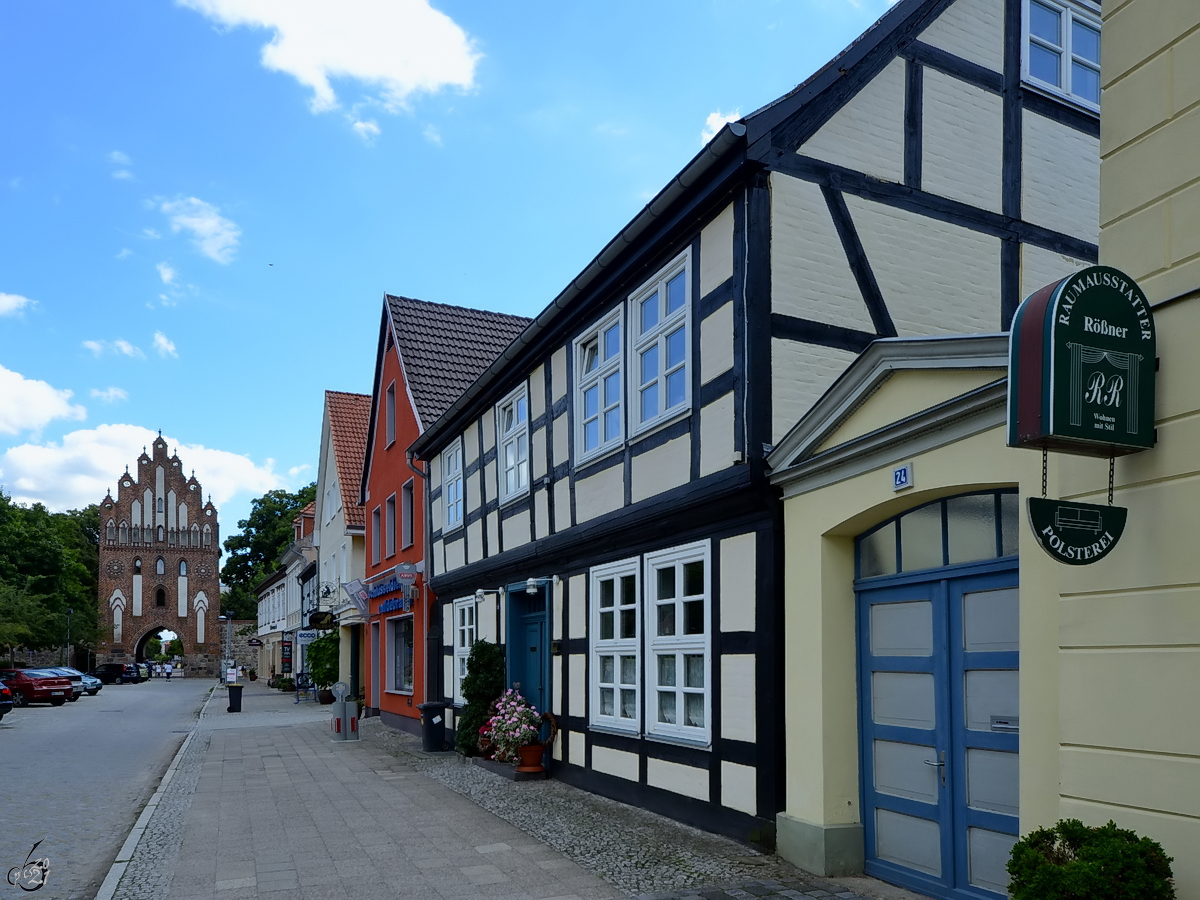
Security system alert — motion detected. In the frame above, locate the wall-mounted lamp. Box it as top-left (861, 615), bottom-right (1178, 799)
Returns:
top-left (475, 588), bottom-right (501, 601)
top-left (526, 577), bottom-right (538, 595)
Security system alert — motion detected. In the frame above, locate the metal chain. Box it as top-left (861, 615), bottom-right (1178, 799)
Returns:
top-left (1042, 447), bottom-right (1048, 498)
top-left (1109, 455), bottom-right (1115, 506)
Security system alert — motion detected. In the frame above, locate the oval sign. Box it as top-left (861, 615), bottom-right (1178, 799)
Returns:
top-left (1028, 497), bottom-right (1127, 565)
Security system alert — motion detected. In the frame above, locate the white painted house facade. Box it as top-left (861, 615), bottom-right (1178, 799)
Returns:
top-left (407, 0), bottom-right (1101, 870)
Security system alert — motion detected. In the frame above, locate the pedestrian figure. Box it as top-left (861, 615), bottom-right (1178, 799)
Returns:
top-left (165, 662), bottom-right (173, 680)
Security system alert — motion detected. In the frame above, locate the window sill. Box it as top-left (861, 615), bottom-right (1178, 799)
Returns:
top-left (384, 688), bottom-right (414, 696)
top-left (575, 441), bottom-right (623, 470)
top-left (630, 407), bottom-right (692, 446)
top-left (588, 721), bottom-right (640, 738)
top-left (644, 730), bottom-right (711, 751)
top-left (497, 488), bottom-right (531, 509)
top-left (1021, 77), bottom-right (1099, 116)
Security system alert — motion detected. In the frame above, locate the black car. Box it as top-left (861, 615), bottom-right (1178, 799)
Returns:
top-left (0, 681), bottom-right (13, 720)
top-left (88, 663), bottom-right (140, 684)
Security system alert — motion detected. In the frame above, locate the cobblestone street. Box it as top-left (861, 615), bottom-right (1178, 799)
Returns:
top-left (100, 681), bottom-right (929, 900)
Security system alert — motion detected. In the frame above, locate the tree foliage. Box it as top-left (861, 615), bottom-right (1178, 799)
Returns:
top-left (220, 483), bottom-right (316, 619)
top-left (455, 640), bottom-right (507, 756)
top-left (0, 490), bottom-right (100, 659)
top-left (305, 631), bottom-right (339, 688)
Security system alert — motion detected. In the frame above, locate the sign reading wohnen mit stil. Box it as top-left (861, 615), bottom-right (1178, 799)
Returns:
top-left (1008, 266), bottom-right (1156, 456)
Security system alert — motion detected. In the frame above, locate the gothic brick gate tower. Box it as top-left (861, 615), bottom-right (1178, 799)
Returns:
top-left (96, 434), bottom-right (222, 677)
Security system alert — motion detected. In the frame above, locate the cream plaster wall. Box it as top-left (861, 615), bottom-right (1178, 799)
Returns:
top-left (478, 596), bottom-right (498, 644)
top-left (534, 489), bottom-right (550, 547)
top-left (647, 758), bottom-right (710, 801)
top-left (719, 533), bottom-right (757, 633)
top-left (772, 339), bottom-right (857, 444)
top-left (700, 203), bottom-right (734, 297)
top-left (532, 429), bottom-right (547, 481)
top-left (550, 347), bottom-right (568, 405)
top-left (630, 435), bottom-right (690, 504)
top-left (463, 422), bottom-right (479, 466)
top-left (568, 653), bottom-right (586, 717)
top-left (700, 301), bottom-right (735, 384)
top-left (467, 520), bottom-right (483, 562)
top-left (568, 731), bottom-right (584, 766)
top-left (1022, 112), bottom-right (1101, 243)
top-left (770, 175), bottom-right (877, 332)
top-left (720, 654), bottom-right (756, 740)
top-left (1020, 243), bottom-right (1090, 302)
top-left (916, 0), bottom-right (1004, 72)
top-left (722, 761), bottom-right (758, 816)
top-left (799, 58), bottom-right (906, 184)
top-left (568, 574), bottom-right (586, 640)
top-left (575, 464), bottom-right (624, 523)
top-left (699, 393), bottom-right (735, 479)
top-left (444, 536), bottom-right (464, 572)
top-left (592, 746), bottom-right (639, 782)
top-left (921, 69), bottom-right (1003, 213)
top-left (529, 364), bottom-right (546, 420)
top-left (501, 508), bottom-right (530, 551)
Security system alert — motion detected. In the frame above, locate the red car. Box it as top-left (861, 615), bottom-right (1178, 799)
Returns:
top-left (0, 669), bottom-right (73, 707)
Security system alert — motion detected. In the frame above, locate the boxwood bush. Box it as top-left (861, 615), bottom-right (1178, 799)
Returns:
top-left (1007, 818), bottom-right (1174, 900)
top-left (454, 639), bottom-right (506, 756)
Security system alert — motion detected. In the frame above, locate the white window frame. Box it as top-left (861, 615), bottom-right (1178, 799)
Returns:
top-left (442, 439), bottom-right (464, 532)
top-left (496, 384), bottom-right (530, 504)
top-left (385, 493), bottom-right (397, 558)
top-left (629, 250), bottom-right (692, 436)
top-left (452, 597), bottom-right (477, 705)
top-left (385, 381), bottom-right (397, 447)
top-left (574, 309), bottom-right (625, 462)
top-left (1022, 0), bottom-right (1101, 111)
top-left (644, 541), bottom-right (711, 745)
top-left (589, 558), bottom-right (641, 734)
top-left (388, 614), bottom-right (415, 694)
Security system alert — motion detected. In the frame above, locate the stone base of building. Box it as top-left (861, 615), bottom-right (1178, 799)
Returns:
top-left (775, 813), bottom-right (863, 877)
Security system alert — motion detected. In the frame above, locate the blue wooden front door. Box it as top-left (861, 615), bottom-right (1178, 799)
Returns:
top-left (508, 586), bottom-right (548, 715)
top-left (858, 563), bottom-right (1019, 900)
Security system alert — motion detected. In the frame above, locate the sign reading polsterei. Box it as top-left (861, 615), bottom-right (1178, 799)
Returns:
top-left (1027, 497), bottom-right (1127, 566)
top-left (1008, 266), bottom-right (1156, 456)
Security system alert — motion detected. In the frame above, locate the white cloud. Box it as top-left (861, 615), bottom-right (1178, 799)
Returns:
top-left (177, 0), bottom-right (480, 117)
top-left (352, 119), bottom-right (381, 141)
top-left (112, 170), bottom-right (134, 181)
top-left (143, 228), bottom-right (161, 240)
top-left (0, 365), bottom-right (87, 436)
top-left (701, 110), bottom-right (742, 145)
top-left (160, 197), bottom-right (241, 264)
top-left (0, 424), bottom-right (286, 514)
top-left (153, 332), bottom-right (178, 358)
top-left (287, 463), bottom-right (311, 478)
top-left (90, 387), bottom-right (129, 403)
top-left (108, 151), bottom-right (132, 165)
top-left (422, 123), bottom-right (442, 145)
top-left (116, 248), bottom-right (133, 260)
top-left (82, 339), bottom-right (145, 359)
top-left (157, 262), bottom-right (177, 284)
top-left (0, 293), bottom-right (35, 316)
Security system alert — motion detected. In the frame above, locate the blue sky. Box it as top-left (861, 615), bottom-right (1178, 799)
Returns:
top-left (0, 0), bottom-right (896, 532)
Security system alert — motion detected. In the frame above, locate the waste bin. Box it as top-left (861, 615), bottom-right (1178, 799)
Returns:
top-left (330, 699), bottom-right (359, 742)
top-left (227, 683), bottom-right (243, 713)
top-left (417, 701), bottom-right (446, 752)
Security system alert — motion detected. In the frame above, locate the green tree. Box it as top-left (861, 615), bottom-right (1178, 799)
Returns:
top-left (145, 637), bottom-right (163, 659)
top-left (220, 483), bottom-right (316, 619)
top-left (455, 640), bottom-right (506, 756)
top-left (305, 631), bottom-right (339, 688)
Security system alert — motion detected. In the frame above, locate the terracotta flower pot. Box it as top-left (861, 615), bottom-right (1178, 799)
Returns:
top-left (317, 688), bottom-right (335, 705)
top-left (515, 743), bottom-right (545, 773)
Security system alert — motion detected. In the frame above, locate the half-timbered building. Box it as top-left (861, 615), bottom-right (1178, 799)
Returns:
top-left (406, 0), bottom-right (1101, 879)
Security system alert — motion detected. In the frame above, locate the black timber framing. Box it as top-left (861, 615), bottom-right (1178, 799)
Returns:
top-left (771, 314), bottom-right (878, 354)
top-left (904, 58), bottom-right (923, 190)
top-left (744, 172), bottom-right (773, 461)
top-left (822, 186), bottom-right (896, 337)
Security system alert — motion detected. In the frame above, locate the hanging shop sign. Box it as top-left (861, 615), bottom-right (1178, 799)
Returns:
top-left (1027, 498), bottom-right (1127, 565)
top-left (1008, 266), bottom-right (1156, 456)
top-left (296, 629), bottom-right (319, 646)
top-left (308, 610), bottom-right (335, 630)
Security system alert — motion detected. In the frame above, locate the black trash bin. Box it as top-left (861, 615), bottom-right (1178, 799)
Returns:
top-left (417, 701), bottom-right (446, 751)
top-left (227, 683), bottom-right (243, 713)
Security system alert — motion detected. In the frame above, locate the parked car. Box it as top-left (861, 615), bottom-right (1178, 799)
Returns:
top-left (0, 682), bottom-right (13, 720)
top-left (48, 667), bottom-right (101, 697)
top-left (39, 667), bottom-right (83, 701)
top-left (88, 663), bottom-right (140, 684)
top-left (0, 669), bottom-right (73, 706)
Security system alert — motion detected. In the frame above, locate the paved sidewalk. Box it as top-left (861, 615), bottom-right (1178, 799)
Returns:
top-left (101, 681), bottom-right (929, 900)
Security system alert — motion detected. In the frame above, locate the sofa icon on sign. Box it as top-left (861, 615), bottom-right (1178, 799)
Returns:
top-left (1054, 506), bottom-right (1103, 533)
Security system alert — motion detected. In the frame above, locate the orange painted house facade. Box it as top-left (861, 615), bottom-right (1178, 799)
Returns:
top-left (360, 294), bottom-right (529, 732)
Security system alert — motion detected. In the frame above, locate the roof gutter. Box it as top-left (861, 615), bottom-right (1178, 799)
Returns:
top-left (410, 121), bottom-right (748, 458)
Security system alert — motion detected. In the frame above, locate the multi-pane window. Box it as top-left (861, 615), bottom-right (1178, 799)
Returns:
top-left (371, 506), bottom-right (381, 564)
top-left (632, 254), bottom-right (690, 432)
top-left (590, 559), bottom-right (640, 732)
top-left (385, 493), bottom-right (397, 558)
top-left (645, 542), bottom-right (709, 742)
top-left (497, 386), bottom-right (529, 502)
top-left (391, 616), bottom-right (414, 692)
top-left (453, 598), bottom-right (477, 704)
top-left (401, 479), bottom-right (414, 550)
top-left (1025, 0), bottom-right (1101, 108)
top-left (442, 440), bottom-right (464, 530)
top-left (576, 312), bottom-right (624, 459)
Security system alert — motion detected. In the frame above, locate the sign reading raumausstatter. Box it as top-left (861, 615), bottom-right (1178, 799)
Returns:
top-left (1009, 266), bottom-right (1156, 456)
top-left (1027, 498), bottom-right (1127, 565)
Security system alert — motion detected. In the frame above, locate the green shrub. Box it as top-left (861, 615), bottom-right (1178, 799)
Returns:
top-left (454, 639), bottom-right (506, 756)
top-left (305, 632), bottom-right (339, 688)
top-left (276, 677), bottom-right (295, 692)
top-left (1007, 818), bottom-right (1175, 900)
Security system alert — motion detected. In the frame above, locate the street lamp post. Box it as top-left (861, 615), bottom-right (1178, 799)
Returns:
top-left (65, 608), bottom-right (73, 666)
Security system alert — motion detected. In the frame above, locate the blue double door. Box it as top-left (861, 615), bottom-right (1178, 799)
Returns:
top-left (858, 564), bottom-right (1019, 899)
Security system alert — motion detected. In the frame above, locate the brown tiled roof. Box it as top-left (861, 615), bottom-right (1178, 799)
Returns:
top-left (325, 390), bottom-right (371, 529)
top-left (385, 295), bottom-right (532, 429)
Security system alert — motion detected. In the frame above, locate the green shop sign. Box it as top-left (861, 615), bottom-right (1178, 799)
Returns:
top-left (1008, 266), bottom-right (1156, 456)
top-left (1027, 498), bottom-right (1127, 565)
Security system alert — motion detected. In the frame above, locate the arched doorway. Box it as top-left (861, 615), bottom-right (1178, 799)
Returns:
top-left (856, 490), bottom-right (1019, 900)
top-left (134, 628), bottom-right (181, 665)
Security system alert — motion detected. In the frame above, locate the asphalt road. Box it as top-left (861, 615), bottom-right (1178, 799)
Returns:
top-left (0, 676), bottom-right (210, 900)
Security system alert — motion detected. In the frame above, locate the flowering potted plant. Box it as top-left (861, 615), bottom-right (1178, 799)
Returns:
top-left (487, 688), bottom-right (543, 766)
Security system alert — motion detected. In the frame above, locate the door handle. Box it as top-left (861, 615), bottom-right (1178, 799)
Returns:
top-left (924, 751), bottom-right (946, 786)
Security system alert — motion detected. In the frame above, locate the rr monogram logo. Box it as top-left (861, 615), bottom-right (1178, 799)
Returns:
top-left (1084, 372), bottom-right (1124, 408)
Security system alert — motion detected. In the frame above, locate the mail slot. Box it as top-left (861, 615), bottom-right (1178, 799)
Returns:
top-left (990, 715), bottom-right (1019, 733)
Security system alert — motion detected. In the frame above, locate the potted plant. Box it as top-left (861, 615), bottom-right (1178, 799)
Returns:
top-left (455, 640), bottom-right (506, 756)
top-left (277, 676), bottom-right (295, 692)
top-left (487, 688), bottom-right (545, 771)
top-left (306, 632), bottom-right (339, 704)
top-left (247, 668), bottom-right (257, 681)
top-left (1007, 818), bottom-right (1175, 899)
